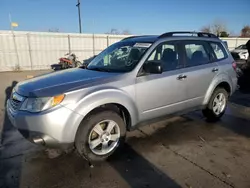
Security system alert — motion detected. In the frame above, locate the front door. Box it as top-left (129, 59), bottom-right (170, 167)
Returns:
top-left (135, 41), bottom-right (188, 122)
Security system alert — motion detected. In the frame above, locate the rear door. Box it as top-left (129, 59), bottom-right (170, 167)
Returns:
top-left (180, 40), bottom-right (220, 108)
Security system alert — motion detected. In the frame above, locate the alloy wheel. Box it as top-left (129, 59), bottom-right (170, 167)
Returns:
top-left (88, 120), bottom-right (120, 155)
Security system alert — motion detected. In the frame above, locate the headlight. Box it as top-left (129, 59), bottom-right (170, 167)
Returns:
top-left (241, 52), bottom-right (247, 55)
top-left (20, 94), bottom-right (65, 112)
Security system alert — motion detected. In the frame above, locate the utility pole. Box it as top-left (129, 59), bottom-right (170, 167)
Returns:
top-left (76, 0), bottom-right (82, 33)
top-left (9, 13), bottom-right (20, 69)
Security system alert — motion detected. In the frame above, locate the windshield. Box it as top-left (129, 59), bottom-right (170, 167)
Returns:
top-left (236, 45), bottom-right (247, 49)
top-left (87, 41), bottom-right (151, 72)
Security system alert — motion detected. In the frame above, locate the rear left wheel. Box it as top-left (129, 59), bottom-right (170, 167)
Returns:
top-left (75, 110), bottom-right (126, 162)
top-left (202, 88), bottom-right (228, 121)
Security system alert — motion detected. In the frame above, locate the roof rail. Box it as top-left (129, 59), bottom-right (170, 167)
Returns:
top-left (121, 35), bottom-right (155, 41)
top-left (158, 31), bottom-right (218, 38)
top-left (121, 36), bottom-right (140, 41)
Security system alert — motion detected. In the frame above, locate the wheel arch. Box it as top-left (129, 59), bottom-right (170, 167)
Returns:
top-left (68, 89), bottom-right (139, 142)
top-left (203, 76), bottom-right (233, 105)
top-left (215, 82), bottom-right (231, 94)
top-left (80, 103), bottom-right (132, 130)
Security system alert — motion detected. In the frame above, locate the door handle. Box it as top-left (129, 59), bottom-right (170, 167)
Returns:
top-left (212, 68), bottom-right (219, 72)
top-left (177, 74), bottom-right (187, 80)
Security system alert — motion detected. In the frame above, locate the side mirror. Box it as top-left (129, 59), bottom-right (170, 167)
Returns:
top-left (143, 60), bottom-right (163, 74)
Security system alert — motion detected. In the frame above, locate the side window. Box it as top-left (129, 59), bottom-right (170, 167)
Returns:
top-left (147, 42), bottom-right (181, 72)
top-left (209, 42), bottom-right (228, 60)
top-left (184, 42), bottom-right (210, 67)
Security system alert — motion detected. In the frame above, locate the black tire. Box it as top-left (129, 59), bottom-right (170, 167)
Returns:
top-left (75, 110), bottom-right (126, 162)
top-left (72, 61), bottom-right (82, 68)
top-left (59, 62), bottom-right (67, 69)
top-left (75, 61), bottom-right (82, 67)
top-left (202, 88), bottom-right (228, 122)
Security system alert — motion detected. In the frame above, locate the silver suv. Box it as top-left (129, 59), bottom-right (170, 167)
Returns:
top-left (7, 32), bottom-right (237, 161)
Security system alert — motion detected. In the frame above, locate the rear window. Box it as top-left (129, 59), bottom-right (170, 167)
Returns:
top-left (209, 42), bottom-right (228, 60)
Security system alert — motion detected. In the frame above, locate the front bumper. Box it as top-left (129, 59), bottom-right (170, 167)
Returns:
top-left (6, 100), bottom-right (82, 148)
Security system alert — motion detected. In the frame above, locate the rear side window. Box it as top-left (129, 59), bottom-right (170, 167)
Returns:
top-left (184, 41), bottom-right (210, 67)
top-left (209, 42), bottom-right (228, 60)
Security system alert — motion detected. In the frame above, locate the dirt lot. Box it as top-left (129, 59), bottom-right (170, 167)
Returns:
top-left (1, 70), bottom-right (250, 188)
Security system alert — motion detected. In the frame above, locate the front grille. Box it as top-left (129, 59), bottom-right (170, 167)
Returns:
top-left (10, 98), bottom-right (22, 111)
top-left (9, 92), bottom-right (25, 111)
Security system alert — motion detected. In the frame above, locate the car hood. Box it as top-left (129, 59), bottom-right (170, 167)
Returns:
top-left (231, 49), bottom-right (248, 53)
top-left (15, 68), bottom-right (122, 97)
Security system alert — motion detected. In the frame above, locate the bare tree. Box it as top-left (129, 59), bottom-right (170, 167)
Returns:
top-left (241, 25), bottom-right (250, 37)
top-left (48, 28), bottom-right (60, 32)
top-left (105, 28), bottom-right (120, 35)
top-left (200, 20), bottom-right (229, 37)
top-left (211, 20), bottom-right (227, 36)
top-left (106, 28), bottom-right (132, 35)
top-left (200, 25), bottom-right (211, 33)
top-left (122, 29), bottom-right (131, 35)
top-left (111, 28), bottom-right (120, 35)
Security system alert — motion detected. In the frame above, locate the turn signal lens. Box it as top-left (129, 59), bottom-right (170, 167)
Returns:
top-left (52, 94), bottom-right (65, 106)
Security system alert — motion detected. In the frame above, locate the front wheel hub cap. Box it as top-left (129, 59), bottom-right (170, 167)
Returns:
top-left (101, 132), bottom-right (110, 142)
top-left (88, 120), bottom-right (120, 156)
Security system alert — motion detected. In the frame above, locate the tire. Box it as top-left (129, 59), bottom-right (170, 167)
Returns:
top-left (72, 61), bottom-right (82, 68)
top-left (202, 88), bottom-right (228, 122)
top-left (75, 61), bottom-right (82, 67)
top-left (75, 110), bottom-right (126, 162)
top-left (59, 62), bottom-right (67, 69)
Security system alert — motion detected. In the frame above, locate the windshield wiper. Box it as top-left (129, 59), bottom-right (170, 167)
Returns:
top-left (87, 67), bottom-right (111, 72)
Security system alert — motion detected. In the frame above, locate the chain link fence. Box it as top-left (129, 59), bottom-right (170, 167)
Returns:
top-left (0, 30), bottom-right (249, 72)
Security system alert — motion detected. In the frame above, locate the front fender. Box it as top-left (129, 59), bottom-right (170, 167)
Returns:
top-left (203, 73), bottom-right (234, 105)
top-left (63, 88), bottom-right (139, 140)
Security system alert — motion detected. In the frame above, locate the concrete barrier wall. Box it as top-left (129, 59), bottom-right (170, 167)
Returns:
top-left (0, 30), bottom-right (249, 72)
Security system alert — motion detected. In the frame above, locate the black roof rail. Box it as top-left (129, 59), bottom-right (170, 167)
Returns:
top-left (121, 35), bottom-right (155, 41)
top-left (158, 31), bottom-right (218, 38)
top-left (121, 36), bottom-right (140, 41)
top-left (197, 32), bottom-right (218, 38)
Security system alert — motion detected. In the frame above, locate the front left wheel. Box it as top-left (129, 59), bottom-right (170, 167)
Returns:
top-left (75, 110), bottom-right (126, 162)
